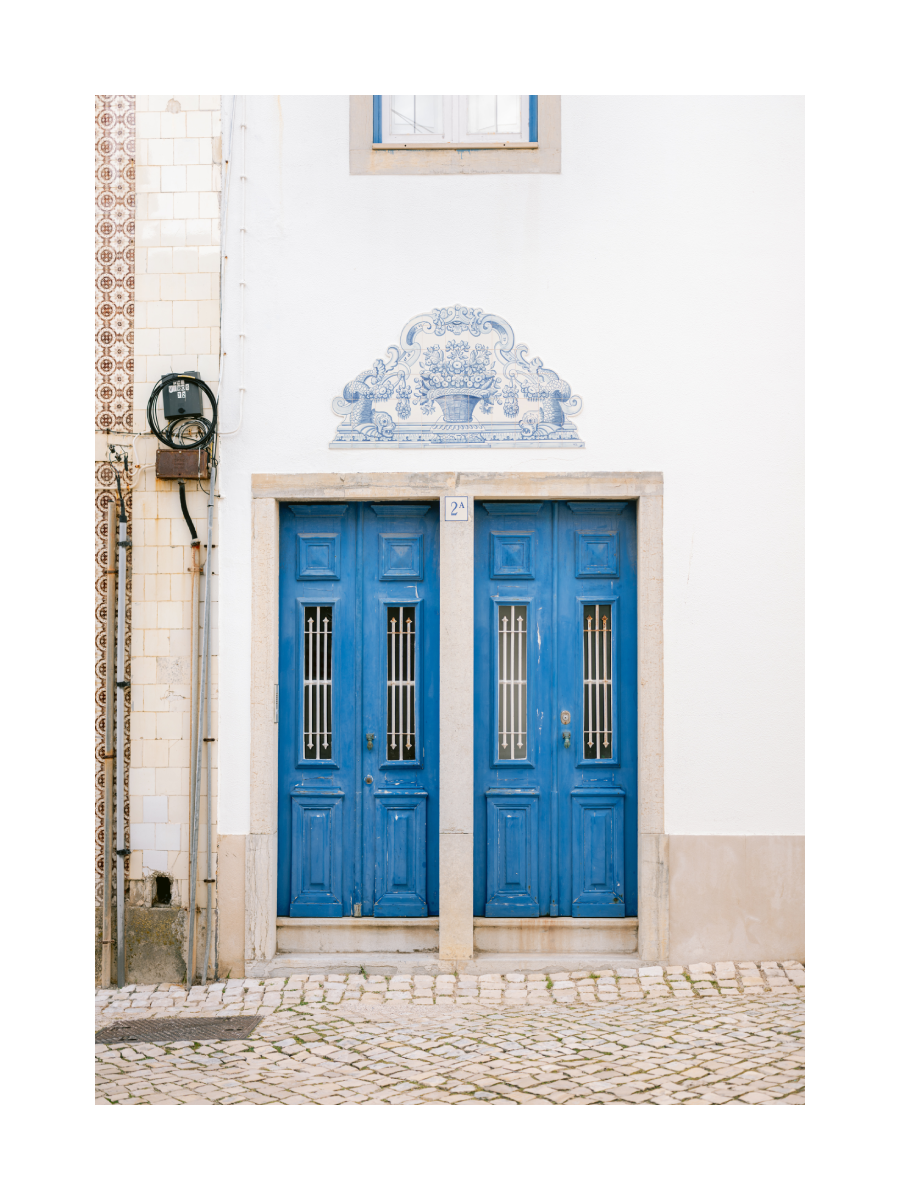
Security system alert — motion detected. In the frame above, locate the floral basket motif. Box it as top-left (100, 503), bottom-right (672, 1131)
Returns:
top-left (429, 388), bottom-right (493, 423)
top-left (415, 341), bottom-right (499, 420)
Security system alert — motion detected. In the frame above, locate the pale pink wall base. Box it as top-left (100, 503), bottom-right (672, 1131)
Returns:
top-left (668, 835), bottom-right (805, 964)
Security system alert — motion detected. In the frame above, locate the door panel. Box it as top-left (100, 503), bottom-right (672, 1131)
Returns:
top-left (570, 788), bottom-right (625, 916)
top-left (374, 789), bottom-right (427, 915)
top-left (474, 500), bottom-right (637, 918)
top-left (278, 502), bottom-right (439, 918)
top-left (290, 790), bottom-right (343, 916)
top-left (484, 789), bottom-right (540, 916)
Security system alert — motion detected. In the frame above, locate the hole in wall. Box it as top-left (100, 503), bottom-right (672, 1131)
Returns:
top-left (154, 875), bottom-right (172, 906)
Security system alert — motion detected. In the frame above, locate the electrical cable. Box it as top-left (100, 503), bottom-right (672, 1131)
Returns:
top-left (146, 373), bottom-right (218, 450)
top-left (178, 480), bottom-right (200, 543)
top-left (114, 465), bottom-right (127, 523)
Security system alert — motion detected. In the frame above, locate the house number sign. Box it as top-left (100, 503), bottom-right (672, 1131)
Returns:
top-left (444, 496), bottom-right (470, 522)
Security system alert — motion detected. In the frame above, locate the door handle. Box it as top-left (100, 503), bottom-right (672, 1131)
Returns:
top-left (562, 731), bottom-right (571, 749)
top-left (365, 732), bottom-right (374, 750)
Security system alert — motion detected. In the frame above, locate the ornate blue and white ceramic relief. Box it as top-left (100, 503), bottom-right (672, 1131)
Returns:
top-left (330, 306), bottom-right (584, 448)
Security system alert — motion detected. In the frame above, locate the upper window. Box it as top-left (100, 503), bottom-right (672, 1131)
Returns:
top-left (375, 95), bottom-right (537, 147)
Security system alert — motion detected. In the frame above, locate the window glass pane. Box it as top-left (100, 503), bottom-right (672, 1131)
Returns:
top-left (498, 603), bottom-right (527, 760)
top-left (387, 606), bottom-right (416, 760)
top-left (583, 604), bottom-right (612, 759)
top-left (303, 606), bottom-right (333, 760)
top-left (467, 95), bottom-right (521, 135)
top-left (390, 95), bottom-right (441, 136)
top-left (496, 94), bottom-right (522, 133)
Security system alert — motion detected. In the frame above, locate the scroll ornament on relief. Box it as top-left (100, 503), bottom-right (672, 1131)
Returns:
top-left (330, 306), bottom-right (584, 447)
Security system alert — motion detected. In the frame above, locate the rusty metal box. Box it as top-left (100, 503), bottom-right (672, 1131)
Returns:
top-left (155, 448), bottom-right (210, 479)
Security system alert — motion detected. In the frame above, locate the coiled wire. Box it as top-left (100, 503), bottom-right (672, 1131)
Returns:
top-left (147, 374), bottom-right (218, 450)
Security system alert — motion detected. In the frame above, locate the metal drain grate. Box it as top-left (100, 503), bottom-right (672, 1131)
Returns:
top-left (95, 1016), bottom-right (263, 1044)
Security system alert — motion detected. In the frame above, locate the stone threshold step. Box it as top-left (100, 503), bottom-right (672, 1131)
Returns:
top-left (249, 951), bottom-right (644, 977)
top-left (275, 918), bottom-right (637, 927)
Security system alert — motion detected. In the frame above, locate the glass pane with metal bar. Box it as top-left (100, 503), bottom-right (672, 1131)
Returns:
top-left (583, 603), bottom-right (612, 758)
top-left (498, 603), bottom-right (528, 760)
top-left (389, 95), bottom-right (442, 137)
top-left (303, 606), bottom-right (333, 759)
top-left (387, 605), bottom-right (416, 760)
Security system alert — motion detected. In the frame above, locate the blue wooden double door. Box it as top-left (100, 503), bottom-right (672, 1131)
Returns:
top-left (278, 503), bottom-right (440, 918)
top-left (474, 501), bottom-right (637, 918)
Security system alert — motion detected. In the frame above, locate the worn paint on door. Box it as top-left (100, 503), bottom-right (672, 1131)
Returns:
top-left (277, 503), bottom-right (440, 917)
top-left (473, 501), bottom-right (637, 917)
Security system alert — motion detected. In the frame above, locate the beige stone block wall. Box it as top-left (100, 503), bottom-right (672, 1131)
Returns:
top-left (668, 835), bottom-right (805, 963)
top-left (128, 96), bottom-right (221, 942)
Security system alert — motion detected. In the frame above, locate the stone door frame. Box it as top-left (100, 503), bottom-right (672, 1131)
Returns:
top-left (247, 471), bottom-right (666, 965)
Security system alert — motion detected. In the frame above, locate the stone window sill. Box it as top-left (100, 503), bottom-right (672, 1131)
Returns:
top-left (373, 142), bottom-right (540, 151)
top-left (351, 96), bottom-right (560, 175)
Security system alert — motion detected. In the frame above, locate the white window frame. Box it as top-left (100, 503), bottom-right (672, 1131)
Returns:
top-left (378, 95), bottom-right (533, 148)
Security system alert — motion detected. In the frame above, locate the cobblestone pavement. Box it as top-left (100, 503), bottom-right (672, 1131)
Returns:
top-left (96, 960), bottom-right (804, 1105)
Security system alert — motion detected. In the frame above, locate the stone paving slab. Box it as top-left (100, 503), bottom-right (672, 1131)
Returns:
top-left (96, 960), bottom-right (804, 1105)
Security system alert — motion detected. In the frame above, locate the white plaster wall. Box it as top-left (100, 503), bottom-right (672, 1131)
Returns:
top-left (217, 96), bottom-right (803, 838)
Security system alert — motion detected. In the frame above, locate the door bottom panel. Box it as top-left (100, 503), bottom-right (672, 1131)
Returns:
top-left (484, 789), bottom-right (540, 917)
top-left (570, 787), bottom-right (625, 917)
top-left (289, 790), bottom-right (344, 917)
top-left (373, 789), bottom-right (428, 916)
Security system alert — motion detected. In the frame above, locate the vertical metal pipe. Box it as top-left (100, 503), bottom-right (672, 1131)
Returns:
top-left (321, 609), bottom-right (328, 758)
top-left (187, 458), bottom-right (217, 987)
top-left (202, 502), bottom-right (215, 984)
top-left (189, 537), bottom-right (201, 826)
top-left (115, 487), bottom-right (129, 985)
top-left (101, 503), bottom-right (116, 989)
top-left (313, 607), bottom-right (319, 758)
top-left (602, 614), bottom-right (610, 748)
top-left (405, 612), bottom-right (412, 753)
top-left (517, 612), bottom-right (524, 752)
top-left (305, 616), bottom-right (310, 749)
top-left (185, 498), bottom-right (202, 989)
top-left (500, 614), bottom-right (507, 750)
top-left (189, 529), bottom-right (202, 980)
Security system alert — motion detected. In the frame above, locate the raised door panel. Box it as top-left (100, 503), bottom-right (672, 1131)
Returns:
top-left (290, 790), bottom-right (343, 916)
top-left (296, 533), bottom-right (341, 580)
top-left (570, 788), bottom-right (624, 916)
top-left (379, 534), bottom-right (424, 581)
top-left (484, 789), bottom-right (540, 916)
top-left (373, 789), bottom-right (427, 916)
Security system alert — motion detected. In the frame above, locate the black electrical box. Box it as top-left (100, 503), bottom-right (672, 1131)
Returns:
top-left (161, 371), bottom-right (204, 419)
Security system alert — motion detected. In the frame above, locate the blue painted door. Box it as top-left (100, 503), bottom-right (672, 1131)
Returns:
top-left (278, 503), bottom-right (439, 918)
top-left (473, 501), bottom-right (637, 917)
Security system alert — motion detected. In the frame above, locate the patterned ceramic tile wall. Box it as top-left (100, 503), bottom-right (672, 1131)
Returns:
top-left (129, 95), bottom-right (222, 904)
top-left (95, 96), bottom-right (136, 900)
